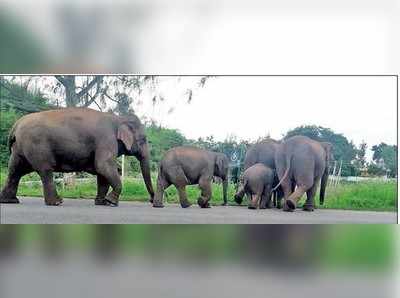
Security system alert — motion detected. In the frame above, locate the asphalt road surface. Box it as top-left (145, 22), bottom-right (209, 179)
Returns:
top-left (0, 197), bottom-right (397, 224)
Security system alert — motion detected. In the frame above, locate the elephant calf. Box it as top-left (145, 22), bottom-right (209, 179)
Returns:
top-left (234, 163), bottom-right (274, 209)
top-left (153, 146), bottom-right (229, 208)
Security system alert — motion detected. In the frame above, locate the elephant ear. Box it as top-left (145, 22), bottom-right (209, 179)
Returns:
top-left (117, 124), bottom-right (134, 150)
top-left (321, 142), bottom-right (333, 161)
top-left (215, 154), bottom-right (225, 176)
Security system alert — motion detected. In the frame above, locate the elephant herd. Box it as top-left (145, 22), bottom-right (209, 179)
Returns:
top-left (234, 137), bottom-right (333, 211)
top-left (0, 108), bottom-right (333, 213)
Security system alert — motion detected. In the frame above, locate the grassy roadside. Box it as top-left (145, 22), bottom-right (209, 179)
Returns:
top-left (0, 171), bottom-right (397, 211)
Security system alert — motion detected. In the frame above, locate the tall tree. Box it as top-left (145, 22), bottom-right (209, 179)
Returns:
top-left (54, 75), bottom-right (104, 107)
top-left (370, 143), bottom-right (397, 177)
top-left (48, 76), bottom-right (214, 112)
top-left (357, 141), bottom-right (367, 168)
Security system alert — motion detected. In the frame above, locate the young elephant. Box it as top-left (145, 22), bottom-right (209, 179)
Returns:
top-left (234, 163), bottom-right (274, 209)
top-left (153, 146), bottom-right (229, 208)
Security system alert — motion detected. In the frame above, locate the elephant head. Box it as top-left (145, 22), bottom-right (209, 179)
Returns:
top-left (214, 153), bottom-right (229, 205)
top-left (117, 115), bottom-right (155, 201)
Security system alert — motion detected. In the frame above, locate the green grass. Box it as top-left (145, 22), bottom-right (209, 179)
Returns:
top-left (320, 181), bottom-right (397, 211)
top-left (0, 171), bottom-right (397, 211)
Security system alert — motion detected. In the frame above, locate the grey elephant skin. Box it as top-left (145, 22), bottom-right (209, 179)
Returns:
top-left (234, 163), bottom-right (275, 209)
top-left (153, 146), bottom-right (229, 208)
top-left (274, 135), bottom-right (333, 212)
top-left (0, 108), bottom-right (154, 206)
top-left (234, 138), bottom-right (284, 207)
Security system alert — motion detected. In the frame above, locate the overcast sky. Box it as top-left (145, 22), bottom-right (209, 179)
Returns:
top-left (134, 76), bottom-right (396, 161)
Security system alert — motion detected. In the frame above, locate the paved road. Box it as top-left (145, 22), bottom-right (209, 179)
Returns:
top-left (0, 197), bottom-right (397, 224)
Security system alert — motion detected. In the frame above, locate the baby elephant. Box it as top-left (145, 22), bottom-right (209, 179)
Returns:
top-left (234, 163), bottom-right (274, 209)
top-left (153, 146), bottom-right (229, 208)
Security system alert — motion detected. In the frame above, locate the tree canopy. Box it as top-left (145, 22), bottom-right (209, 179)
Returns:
top-left (370, 143), bottom-right (397, 177)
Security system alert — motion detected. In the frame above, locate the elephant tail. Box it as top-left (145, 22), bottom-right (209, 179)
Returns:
top-left (319, 165), bottom-right (329, 205)
top-left (271, 153), bottom-right (291, 193)
top-left (8, 122), bottom-right (18, 153)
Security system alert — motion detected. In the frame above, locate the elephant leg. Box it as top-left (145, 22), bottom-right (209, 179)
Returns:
top-left (259, 194), bottom-right (267, 209)
top-left (153, 173), bottom-right (170, 208)
top-left (38, 170), bottom-right (63, 206)
top-left (176, 185), bottom-right (191, 208)
top-left (95, 175), bottom-right (110, 205)
top-left (284, 185), bottom-right (309, 212)
top-left (95, 157), bottom-right (122, 207)
top-left (280, 180), bottom-right (292, 210)
top-left (259, 185), bottom-right (271, 209)
top-left (248, 193), bottom-right (260, 209)
top-left (0, 154), bottom-right (33, 204)
top-left (234, 184), bottom-right (245, 205)
top-left (303, 183), bottom-right (318, 212)
top-left (198, 176), bottom-right (212, 208)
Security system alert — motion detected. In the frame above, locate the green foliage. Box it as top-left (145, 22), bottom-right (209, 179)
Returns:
top-left (370, 143), bottom-right (397, 178)
top-left (0, 78), bottom-right (51, 113)
top-left (0, 80), bottom-right (52, 168)
top-left (367, 163), bottom-right (387, 177)
top-left (0, 109), bottom-right (20, 167)
top-left (285, 125), bottom-right (358, 176)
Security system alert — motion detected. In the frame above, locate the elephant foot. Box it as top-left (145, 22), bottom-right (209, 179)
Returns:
top-left (283, 199), bottom-right (295, 212)
top-left (0, 195), bottom-right (20, 204)
top-left (149, 197), bottom-right (154, 204)
top-left (105, 193), bottom-right (119, 207)
top-left (221, 202), bottom-right (227, 206)
top-left (197, 198), bottom-right (210, 208)
top-left (180, 201), bottom-right (192, 208)
top-left (303, 205), bottom-right (315, 212)
top-left (45, 196), bottom-right (63, 206)
top-left (248, 204), bottom-right (257, 210)
top-left (234, 194), bottom-right (243, 205)
top-left (95, 198), bottom-right (110, 206)
top-left (152, 201), bottom-right (164, 208)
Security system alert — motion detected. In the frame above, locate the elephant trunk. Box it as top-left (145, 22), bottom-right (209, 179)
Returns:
top-left (138, 145), bottom-right (155, 202)
top-left (222, 176), bottom-right (228, 205)
top-left (319, 165), bottom-right (329, 205)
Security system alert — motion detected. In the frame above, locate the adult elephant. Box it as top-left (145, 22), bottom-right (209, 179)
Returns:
top-left (273, 136), bottom-right (333, 212)
top-left (234, 138), bottom-right (284, 207)
top-left (153, 146), bottom-right (229, 208)
top-left (0, 108), bottom-right (154, 206)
